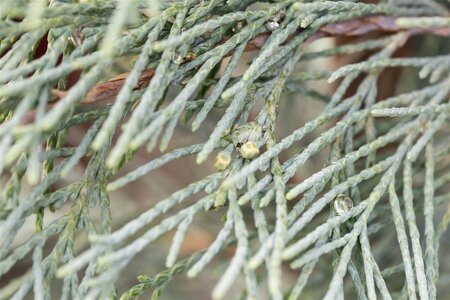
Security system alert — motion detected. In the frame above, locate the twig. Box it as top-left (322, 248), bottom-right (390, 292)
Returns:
top-left (51, 15), bottom-right (450, 104)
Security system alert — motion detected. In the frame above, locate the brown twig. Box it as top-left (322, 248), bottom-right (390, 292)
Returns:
top-left (52, 15), bottom-right (450, 104)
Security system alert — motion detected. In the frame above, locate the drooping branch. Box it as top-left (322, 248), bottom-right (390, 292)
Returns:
top-left (51, 15), bottom-right (450, 104)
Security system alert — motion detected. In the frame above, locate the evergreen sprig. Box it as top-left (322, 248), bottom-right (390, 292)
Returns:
top-left (0, 0), bottom-right (450, 299)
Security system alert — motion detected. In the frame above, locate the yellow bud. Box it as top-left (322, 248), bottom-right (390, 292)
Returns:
top-left (239, 142), bottom-right (259, 159)
top-left (214, 152), bottom-right (231, 171)
top-left (333, 194), bottom-right (354, 215)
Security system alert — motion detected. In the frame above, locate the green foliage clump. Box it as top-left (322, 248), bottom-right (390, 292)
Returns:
top-left (0, 0), bottom-right (450, 299)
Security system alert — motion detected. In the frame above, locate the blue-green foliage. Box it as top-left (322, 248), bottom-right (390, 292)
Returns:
top-left (0, 1), bottom-right (450, 299)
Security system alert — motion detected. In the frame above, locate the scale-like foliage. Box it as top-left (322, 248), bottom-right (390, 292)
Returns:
top-left (0, 0), bottom-right (450, 299)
